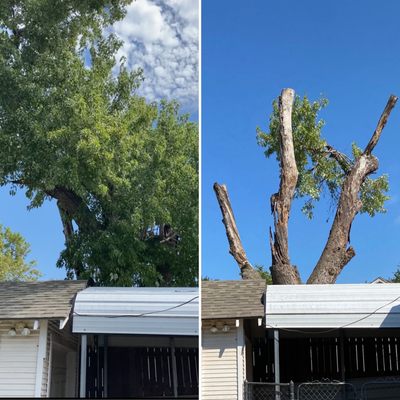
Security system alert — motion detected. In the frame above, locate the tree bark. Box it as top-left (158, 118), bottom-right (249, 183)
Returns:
top-left (308, 95), bottom-right (398, 284)
top-left (269, 88), bottom-right (301, 284)
top-left (213, 183), bottom-right (262, 280)
top-left (45, 186), bottom-right (100, 234)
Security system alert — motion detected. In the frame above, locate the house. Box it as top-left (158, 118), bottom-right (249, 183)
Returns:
top-left (201, 280), bottom-right (400, 400)
top-left (0, 280), bottom-right (88, 398)
top-left (201, 280), bottom-right (266, 400)
top-left (0, 281), bottom-right (199, 399)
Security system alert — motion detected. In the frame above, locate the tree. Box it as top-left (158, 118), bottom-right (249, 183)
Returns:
top-left (0, 1), bottom-right (198, 286)
top-left (388, 268), bottom-right (400, 283)
top-left (214, 88), bottom-right (396, 284)
top-left (0, 224), bottom-right (41, 281)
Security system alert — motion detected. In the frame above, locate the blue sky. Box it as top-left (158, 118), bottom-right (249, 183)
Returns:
top-left (0, 0), bottom-right (198, 280)
top-left (202, 0), bottom-right (400, 282)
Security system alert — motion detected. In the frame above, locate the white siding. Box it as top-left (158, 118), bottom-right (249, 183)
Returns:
top-left (73, 287), bottom-right (199, 335)
top-left (0, 321), bottom-right (39, 398)
top-left (202, 320), bottom-right (238, 400)
top-left (265, 283), bottom-right (400, 328)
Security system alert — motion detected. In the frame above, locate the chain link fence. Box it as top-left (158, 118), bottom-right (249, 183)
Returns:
top-left (297, 381), bottom-right (357, 400)
top-left (245, 382), bottom-right (294, 400)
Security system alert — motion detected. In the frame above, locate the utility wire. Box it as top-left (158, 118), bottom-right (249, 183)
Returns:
top-left (73, 295), bottom-right (199, 318)
top-left (266, 293), bottom-right (400, 335)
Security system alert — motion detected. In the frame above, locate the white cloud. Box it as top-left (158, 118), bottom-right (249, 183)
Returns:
top-left (113, 0), bottom-right (198, 112)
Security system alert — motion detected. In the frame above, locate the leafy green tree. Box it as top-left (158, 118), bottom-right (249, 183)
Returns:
top-left (0, 1), bottom-right (198, 286)
top-left (0, 224), bottom-right (41, 281)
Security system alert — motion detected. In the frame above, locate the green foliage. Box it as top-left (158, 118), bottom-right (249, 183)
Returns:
top-left (257, 95), bottom-right (389, 218)
top-left (389, 268), bottom-right (400, 283)
top-left (0, 1), bottom-right (198, 286)
top-left (0, 224), bottom-right (41, 281)
top-left (254, 265), bottom-right (272, 285)
top-left (351, 144), bottom-right (389, 216)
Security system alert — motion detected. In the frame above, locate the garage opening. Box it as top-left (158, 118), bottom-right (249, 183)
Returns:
top-left (85, 334), bottom-right (198, 399)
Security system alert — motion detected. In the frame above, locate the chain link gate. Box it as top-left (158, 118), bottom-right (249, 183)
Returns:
top-left (297, 381), bottom-right (357, 400)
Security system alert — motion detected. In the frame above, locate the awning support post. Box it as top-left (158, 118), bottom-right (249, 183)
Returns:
top-left (170, 337), bottom-right (179, 398)
top-left (104, 334), bottom-right (108, 398)
top-left (80, 334), bottom-right (87, 398)
top-left (274, 329), bottom-right (281, 400)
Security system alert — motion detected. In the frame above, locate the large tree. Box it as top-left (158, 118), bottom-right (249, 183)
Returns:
top-left (0, 224), bottom-right (41, 281)
top-left (214, 88), bottom-right (396, 284)
top-left (0, 1), bottom-right (198, 286)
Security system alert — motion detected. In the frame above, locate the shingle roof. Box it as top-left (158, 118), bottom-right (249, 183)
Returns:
top-left (0, 280), bottom-right (88, 320)
top-left (201, 280), bottom-right (266, 319)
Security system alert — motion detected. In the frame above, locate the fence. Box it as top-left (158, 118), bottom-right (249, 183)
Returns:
top-left (245, 382), bottom-right (294, 400)
top-left (245, 379), bottom-right (400, 400)
top-left (297, 381), bottom-right (357, 400)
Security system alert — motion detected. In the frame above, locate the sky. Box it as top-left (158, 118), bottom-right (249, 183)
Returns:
top-left (202, 0), bottom-right (400, 283)
top-left (0, 0), bottom-right (198, 280)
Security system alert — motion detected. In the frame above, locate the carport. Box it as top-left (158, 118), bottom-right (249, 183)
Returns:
top-left (72, 287), bottom-right (199, 399)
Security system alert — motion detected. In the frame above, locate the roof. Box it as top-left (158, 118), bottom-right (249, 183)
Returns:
top-left (265, 283), bottom-right (400, 329)
top-left (72, 287), bottom-right (199, 336)
top-left (201, 280), bottom-right (266, 319)
top-left (0, 280), bottom-right (87, 321)
top-left (370, 277), bottom-right (390, 284)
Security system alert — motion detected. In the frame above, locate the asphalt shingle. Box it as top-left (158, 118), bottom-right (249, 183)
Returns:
top-left (201, 280), bottom-right (266, 319)
top-left (0, 280), bottom-right (88, 320)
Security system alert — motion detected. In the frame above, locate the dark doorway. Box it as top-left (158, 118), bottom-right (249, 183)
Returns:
top-left (86, 335), bottom-right (198, 398)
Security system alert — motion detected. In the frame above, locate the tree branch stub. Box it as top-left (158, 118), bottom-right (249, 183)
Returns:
top-left (213, 182), bottom-right (262, 280)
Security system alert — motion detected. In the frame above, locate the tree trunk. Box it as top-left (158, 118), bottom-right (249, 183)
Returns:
top-left (213, 183), bottom-right (262, 280)
top-left (269, 88), bottom-right (301, 284)
top-left (308, 94), bottom-right (397, 284)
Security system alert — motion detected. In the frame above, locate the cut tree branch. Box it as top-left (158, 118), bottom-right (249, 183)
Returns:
top-left (269, 88), bottom-right (301, 284)
top-left (213, 183), bottom-right (262, 280)
top-left (364, 95), bottom-right (398, 155)
top-left (308, 94), bottom-right (397, 284)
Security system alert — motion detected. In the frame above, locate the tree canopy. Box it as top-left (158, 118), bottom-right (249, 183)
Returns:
top-left (257, 95), bottom-right (389, 219)
top-left (0, 1), bottom-right (198, 286)
top-left (0, 224), bottom-right (41, 281)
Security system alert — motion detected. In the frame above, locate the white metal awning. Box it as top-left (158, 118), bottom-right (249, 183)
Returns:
top-left (72, 287), bottom-right (198, 336)
top-left (265, 283), bottom-right (400, 329)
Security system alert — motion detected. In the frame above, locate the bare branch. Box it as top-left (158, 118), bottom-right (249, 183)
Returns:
top-left (213, 182), bottom-right (262, 280)
top-left (269, 88), bottom-right (301, 284)
top-left (325, 144), bottom-right (352, 173)
top-left (308, 94), bottom-right (397, 284)
top-left (364, 94), bottom-right (398, 155)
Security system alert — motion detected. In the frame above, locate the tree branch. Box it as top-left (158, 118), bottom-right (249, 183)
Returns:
top-left (45, 186), bottom-right (100, 234)
top-left (213, 182), bottom-right (262, 280)
top-left (269, 88), bottom-right (301, 284)
top-left (308, 94), bottom-right (397, 284)
top-left (364, 95), bottom-right (398, 155)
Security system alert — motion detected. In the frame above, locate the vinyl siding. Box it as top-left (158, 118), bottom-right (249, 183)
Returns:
top-left (41, 324), bottom-right (51, 397)
top-left (202, 320), bottom-right (238, 400)
top-left (0, 321), bottom-right (39, 398)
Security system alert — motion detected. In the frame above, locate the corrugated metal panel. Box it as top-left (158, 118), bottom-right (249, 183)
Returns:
top-left (0, 321), bottom-right (39, 398)
top-left (265, 284), bottom-right (400, 328)
top-left (72, 287), bottom-right (198, 335)
top-left (202, 321), bottom-right (238, 400)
